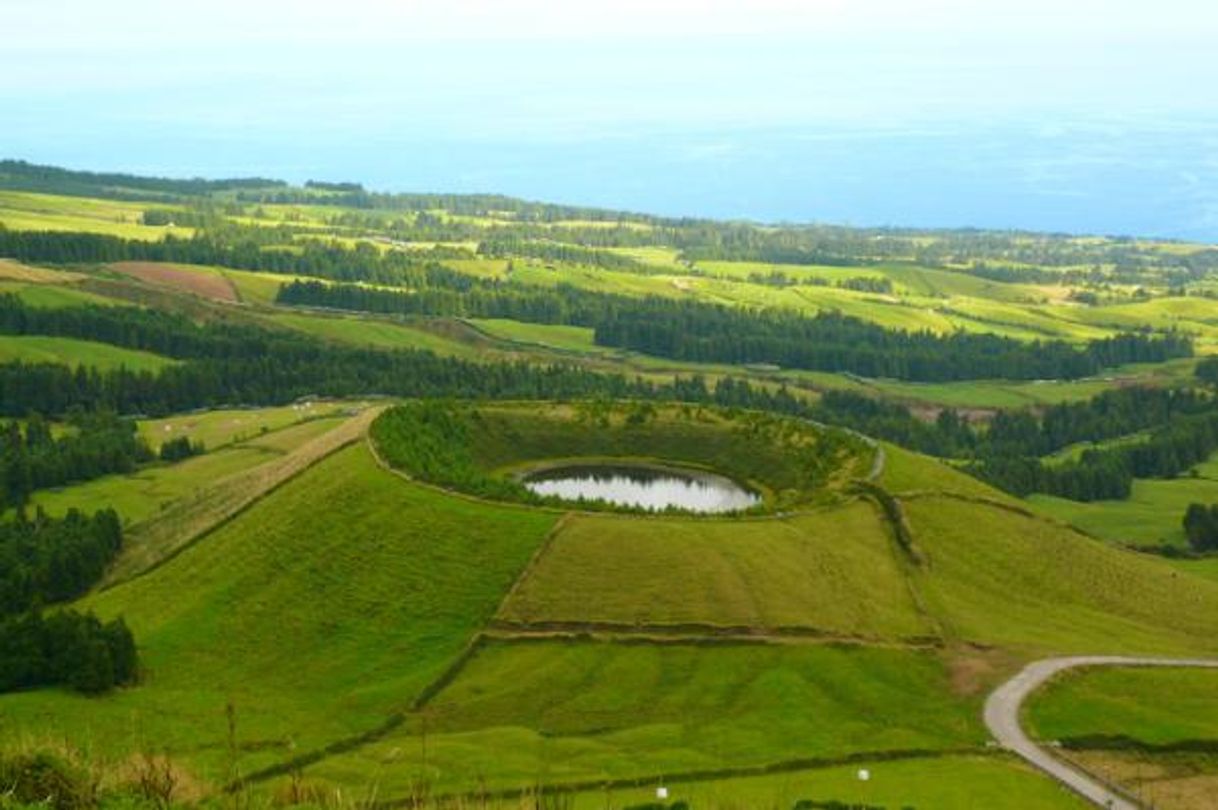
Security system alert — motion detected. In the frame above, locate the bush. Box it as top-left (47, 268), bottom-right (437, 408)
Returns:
top-left (0, 752), bottom-right (95, 810)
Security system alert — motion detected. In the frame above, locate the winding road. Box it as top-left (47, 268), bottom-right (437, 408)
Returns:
top-left (984, 656), bottom-right (1218, 809)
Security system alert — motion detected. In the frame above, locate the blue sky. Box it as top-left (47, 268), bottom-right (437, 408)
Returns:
top-left (3, 1), bottom-right (1218, 235)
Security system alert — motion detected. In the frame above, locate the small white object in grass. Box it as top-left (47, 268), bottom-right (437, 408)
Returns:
top-left (857, 768), bottom-right (870, 782)
top-left (656, 786), bottom-right (668, 799)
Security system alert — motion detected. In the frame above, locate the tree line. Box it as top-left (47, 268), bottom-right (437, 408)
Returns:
top-left (2, 411), bottom-right (152, 512)
top-left (278, 278), bottom-right (1191, 382)
top-left (1183, 503), bottom-right (1218, 552)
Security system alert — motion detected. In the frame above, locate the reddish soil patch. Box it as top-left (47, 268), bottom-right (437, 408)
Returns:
top-left (111, 262), bottom-right (239, 302)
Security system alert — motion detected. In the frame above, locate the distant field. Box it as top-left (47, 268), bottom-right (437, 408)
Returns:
top-left (500, 501), bottom-right (932, 639)
top-left (110, 261), bottom-right (239, 301)
top-left (1028, 451), bottom-right (1218, 548)
top-left (0, 258), bottom-right (85, 283)
top-left (0, 334), bottom-right (176, 371)
top-left (0, 279), bottom-right (123, 308)
top-left (266, 310), bottom-right (484, 358)
top-left (0, 190), bottom-right (191, 240)
top-left (312, 639), bottom-right (983, 795)
top-left (469, 317), bottom-right (607, 354)
top-left (137, 402), bottom-right (351, 452)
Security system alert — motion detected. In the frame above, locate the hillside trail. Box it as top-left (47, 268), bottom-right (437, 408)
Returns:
top-left (984, 656), bottom-right (1218, 809)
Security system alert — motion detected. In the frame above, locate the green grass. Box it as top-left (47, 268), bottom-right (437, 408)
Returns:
top-left (0, 280), bottom-right (123, 308)
top-left (468, 318), bottom-right (607, 354)
top-left (308, 639), bottom-right (984, 795)
top-left (0, 444), bottom-right (557, 784)
top-left (1027, 666), bottom-right (1218, 746)
top-left (905, 496), bottom-right (1218, 655)
top-left (32, 418), bottom-right (346, 525)
top-left (1027, 451), bottom-right (1218, 548)
top-left (564, 755), bottom-right (1087, 809)
top-left (1167, 556), bottom-right (1218, 584)
top-left (878, 443), bottom-right (1014, 502)
top-left (500, 501), bottom-right (932, 639)
top-left (222, 268), bottom-right (296, 304)
top-left (265, 311), bottom-right (483, 358)
top-left (0, 335), bottom-right (176, 371)
top-left (136, 402), bottom-right (355, 452)
top-left (0, 190), bottom-right (192, 240)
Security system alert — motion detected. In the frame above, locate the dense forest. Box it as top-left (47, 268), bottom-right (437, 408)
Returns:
top-left (0, 509), bottom-right (137, 694)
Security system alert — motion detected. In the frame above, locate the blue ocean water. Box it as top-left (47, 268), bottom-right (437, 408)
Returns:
top-left (6, 118), bottom-right (1217, 240)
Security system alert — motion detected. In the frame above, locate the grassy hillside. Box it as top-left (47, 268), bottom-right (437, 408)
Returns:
top-left (905, 496), bottom-right (1218, 654)
top-left (308, 639), bottom-right (983, 795)
top-left (499, 501), bottom-right (932, 640)
top-left (0, 334), bottom-right (176, 371)
top-left (0, 443), bottom-right (556, 784)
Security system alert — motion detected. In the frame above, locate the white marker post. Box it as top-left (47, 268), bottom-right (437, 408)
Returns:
top-left (857, 768), bottom-right (871, 807)
top-left (656, 785), bottom-right (668, 800)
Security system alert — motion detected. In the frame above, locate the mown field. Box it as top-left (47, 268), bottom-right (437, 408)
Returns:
top-left (0, 334), bottom-right (175, 371)
top-left (499, 502), bottom-right (932, 640)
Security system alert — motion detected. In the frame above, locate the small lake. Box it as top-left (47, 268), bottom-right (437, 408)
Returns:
top-left (522, 463), bottom-right (759, 513)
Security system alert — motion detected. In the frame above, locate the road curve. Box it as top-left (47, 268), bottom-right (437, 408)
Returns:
top-left (984, 656), bottom-right (1218, 809)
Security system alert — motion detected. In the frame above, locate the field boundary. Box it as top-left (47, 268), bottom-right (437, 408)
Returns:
top-left (483, 619), bottom-right (941, 649)
top-left (373, 747), bottom-right (988, 808)
top-left (104, 405), bottom-right (382, 586)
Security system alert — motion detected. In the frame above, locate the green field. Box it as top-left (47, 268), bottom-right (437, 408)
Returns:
top-left (308, 639), bottom-right (984, 795)
top-left (0, 190), bottom-right (192, 240)
top-left (136, 402), bottom-right (355, 452)
top-left (1028, 451), bottom-right (1218, 548)
top-left (0, 334), bottom-right (176, 371)
top-left (1, 444), bottom-right (557, 784)
top-left (1027, 666), bottom-right (1218, 746)
top-left (469, 317), bottom-right (608, 354)
top-left (905, 496), bottom-right (1218, 654)
top-left (500, 501), bottom-right (932, 639)
top-left (265, 310), bottom-right (484, 357)
top-left (563, 755), bottom-right (1088, 809)
top-left (32, 417), bottom-right (345, 525)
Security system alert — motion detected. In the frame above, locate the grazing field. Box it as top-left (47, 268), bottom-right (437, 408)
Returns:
top-left (308, 639), bottom-right (983, 795)
top-left (878, 443), bottom-right (1015, 502)
top-left (0, 444), bottom-right (557, 785)
top-left (563, 755), bottom-right (1088, 809)
top-left (499, 501), bottom-right (933, 639)
top-left (0, 334), bottom-right (177, 371)
top-left (905, 496), bottom-right (1218, 654)
top-left (30, 420), bottom-right (343, 526)
top-left (110, 261), bottom-right (240, 301)
top-left (1027, 666), bottom-right (1218, 746)
top-left (0, 190), bottom-right (192, 240)
top-left (136, 402), bottom-right (353, 452)
top-left (0, 258), bottom-right (85, 283)
top-left (0, 279), bottom-right (123, 308)
top-left (266, 311), bottom-right (484, 358)
top-left (1028, 450), bottom-right (1218, 548)
top-left (468, 317), bottom-right (608, 354)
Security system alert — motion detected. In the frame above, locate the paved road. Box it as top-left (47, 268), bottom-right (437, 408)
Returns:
top-left (984, 656), bottom-right (1218, 809)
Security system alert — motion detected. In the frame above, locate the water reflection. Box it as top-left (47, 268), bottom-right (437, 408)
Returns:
top-left (523, 463), bottom-right (758, 513)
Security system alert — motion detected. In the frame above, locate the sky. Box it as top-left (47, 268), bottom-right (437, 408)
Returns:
top-left (4, 0), bottom-right (1218, 236)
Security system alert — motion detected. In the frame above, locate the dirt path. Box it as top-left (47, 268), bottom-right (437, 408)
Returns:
top-left (984, 656), bottom-right (1218, 809)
